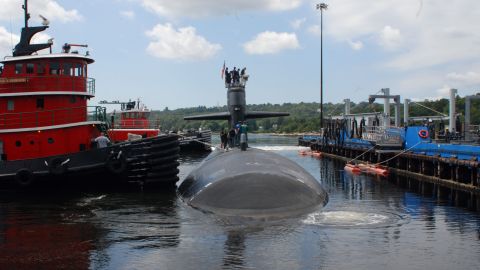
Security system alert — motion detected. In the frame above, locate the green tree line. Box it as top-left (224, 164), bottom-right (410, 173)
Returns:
top-left (149, 96), bottom-right (480, 133)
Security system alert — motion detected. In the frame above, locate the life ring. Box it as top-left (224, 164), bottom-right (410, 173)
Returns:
top-left (15, 169), bottom-right (35, 187)
top-left (48, 157), bottom-right (69, 175)
top-left (106, 152), bottom-right (128, 174)
top-left (418, 129), bottom-right (429, 139)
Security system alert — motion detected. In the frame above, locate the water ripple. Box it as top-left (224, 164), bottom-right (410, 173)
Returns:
top-left (303, 210), bottom-right (408, 228)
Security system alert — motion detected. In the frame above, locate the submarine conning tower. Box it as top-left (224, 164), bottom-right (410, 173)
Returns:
top-left (183, 70), bottom-right (289, 132)
top-left (226, 78), bottom-right (248, 129)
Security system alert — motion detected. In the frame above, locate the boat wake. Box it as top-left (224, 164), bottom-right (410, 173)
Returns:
top-left (303, 210), bottom-right (406, 228)
top-left (253, 146), bottom-right (310, 151)
top-left (77, 195), bottom-right (107, 207)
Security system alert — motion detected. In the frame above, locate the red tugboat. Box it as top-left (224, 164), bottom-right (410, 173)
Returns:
top-left (0, 1), bottom-right (180, 188)
top-left (101, 99), bottom-right (212, 152)
top-left (100, 99), bottom-right (160, 143)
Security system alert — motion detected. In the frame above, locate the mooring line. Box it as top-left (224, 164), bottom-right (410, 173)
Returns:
top-left (347, 144), bottom-right (377, 164)
top-left (374, 141), bottom-right (423, 166)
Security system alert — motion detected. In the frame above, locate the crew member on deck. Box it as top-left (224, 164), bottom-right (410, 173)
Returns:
top-left (228, 128), bottom-right (236, 148)
top-left (240, 121), bottom-right (248, 142)
top-left (95, 132), bottom-right (111, 148)
top-left (220, 130), bottom-right (228, 149)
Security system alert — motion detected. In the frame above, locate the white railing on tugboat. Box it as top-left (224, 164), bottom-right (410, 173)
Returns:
top-left (0, 76), bottom-right (95, 95)
top-left (0, 106), bottom-right (106, 129)
top-left (110, 119), bottom-right (161, 129)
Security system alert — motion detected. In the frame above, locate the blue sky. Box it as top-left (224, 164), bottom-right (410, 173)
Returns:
top-left (1, 0), bottom-right (479, 111)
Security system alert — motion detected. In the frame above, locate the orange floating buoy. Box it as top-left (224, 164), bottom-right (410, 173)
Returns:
top-left (353, 163), bottom-right (389, 177)
top-left (357, 163), bottom-right (368, 173)
top-left (372, 165), bottom-right (389, 177)
top-left (344, 163), bottom-right (361, 174)
top-left (299, 150), bottom-right (309, 156)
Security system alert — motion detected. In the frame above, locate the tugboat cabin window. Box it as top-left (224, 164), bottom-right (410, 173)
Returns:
top-left (36, 98), bottom-right (44, 109)
top-left (37, 63), bottom-right (46, 75)
top-left (26, 63), bottom-right (34, 74)
top-left (63, 63), bottom-right (72, 76)
top-left (74, 64), bottom-right (83, 77)
top-left (15, 63), bottom-right (23, 74)
top-left (49, 62), bottom-right (60, 75)
top-left (7, 100), bottom-right (14, 111)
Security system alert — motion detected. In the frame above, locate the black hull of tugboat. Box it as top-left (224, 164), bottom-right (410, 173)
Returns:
top-left (0, 134), bottom-right (180, 189)
top-left (178, 130), bottom-right (212, 152)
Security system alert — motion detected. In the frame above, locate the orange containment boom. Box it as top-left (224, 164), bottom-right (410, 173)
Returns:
top-left (298, 150), bottom-right (322, 158)
top-left (348, 163), bottom-right (389, 177)
top-left (344, 163), bottom-right (361, 174)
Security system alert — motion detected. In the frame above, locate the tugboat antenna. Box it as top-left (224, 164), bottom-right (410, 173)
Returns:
top-left (22, 0), bottom-right (30, 28)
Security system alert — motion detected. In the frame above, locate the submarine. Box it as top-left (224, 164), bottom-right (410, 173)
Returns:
top-left (179, 70), bottom-right (328, 218)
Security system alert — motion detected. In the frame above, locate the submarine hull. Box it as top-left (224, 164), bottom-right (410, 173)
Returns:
top-left (178, 148), bottom-right (328, 218)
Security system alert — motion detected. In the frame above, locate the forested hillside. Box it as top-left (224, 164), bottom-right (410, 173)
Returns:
top-left (149, 96), bottom-right (480, 133)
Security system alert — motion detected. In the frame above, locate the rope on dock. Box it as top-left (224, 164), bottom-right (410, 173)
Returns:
top-left (374, 141), bottom-right (422, 166)
top-left (409, 100), bottom-right (448, 117)
top-left (347, 144), bottom-right (377, 163)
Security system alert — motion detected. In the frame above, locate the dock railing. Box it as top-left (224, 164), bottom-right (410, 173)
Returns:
top-left (362, 125), bottom-right (403, 147)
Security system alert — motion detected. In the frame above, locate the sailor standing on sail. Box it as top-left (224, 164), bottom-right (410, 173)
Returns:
top-left (225, 67), bottom-right (231, 87)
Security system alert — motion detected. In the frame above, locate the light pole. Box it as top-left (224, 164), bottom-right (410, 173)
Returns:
top-left (316, 3), bottom-right (327, 130)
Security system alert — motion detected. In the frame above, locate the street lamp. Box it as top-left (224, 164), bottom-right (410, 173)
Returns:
top-left (316, 3), bottom-right (327, 130)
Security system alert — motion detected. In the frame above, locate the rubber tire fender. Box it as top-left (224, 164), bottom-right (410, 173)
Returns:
top-left (15, 169), bottom-right (35, 187)
top-left (106, 153), bottom-right (128, 175)
top-left (49, 157), bottom-right (68, 175)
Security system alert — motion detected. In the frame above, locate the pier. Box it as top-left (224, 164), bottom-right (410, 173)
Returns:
top-left (300, 88), bottom-right (480, 211)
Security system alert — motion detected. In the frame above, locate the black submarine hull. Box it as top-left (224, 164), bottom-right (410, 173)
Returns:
top-left (178, 148), bottom-right (328, 218)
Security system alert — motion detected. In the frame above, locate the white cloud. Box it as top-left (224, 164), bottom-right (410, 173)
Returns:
top-left (348, 40), bottom-right (363, 50)
top-left (410, 86), bottom-right (451, 101)
top-left (318, 0), bottom-right (480, 70)
top-left (0, 26), bottom-right (18, 57)
top-left (0, 0), bottom-right (82, 23)
top-left (291, 18), bottom-right (306, 30)
top-left (141, 0), bottom-right (302, 18)
top-left (243, 31), bottom-right (300, 55)
top-left (446, 71), bottom-right (480, 84)
top-left (120, 10), bottom-right (135, 20)
top-left (307, 24), bottom-right (321, 36)
top-left (145, 23), bottom-right (221, 61)
top-left (437, 86), bottom-right (453, 97)
top-left (379, 25), bottom-right (402, 50)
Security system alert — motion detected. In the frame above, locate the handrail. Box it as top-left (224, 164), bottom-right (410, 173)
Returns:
top-left (0, 75), bottom-right (95, 95)
top-left (111, 119), bottom-right (161, 129)
top-left (362, 125), bottom-right (403, 145)
top-left (0, 106), bottom-right (106, 129)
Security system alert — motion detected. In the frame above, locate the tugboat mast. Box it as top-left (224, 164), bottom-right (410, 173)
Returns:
top-left (22, 0), bottom-right (30, 28)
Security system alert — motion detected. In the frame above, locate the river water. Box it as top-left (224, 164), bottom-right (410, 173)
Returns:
top-left (1, 134), bottom-right (479, 269)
